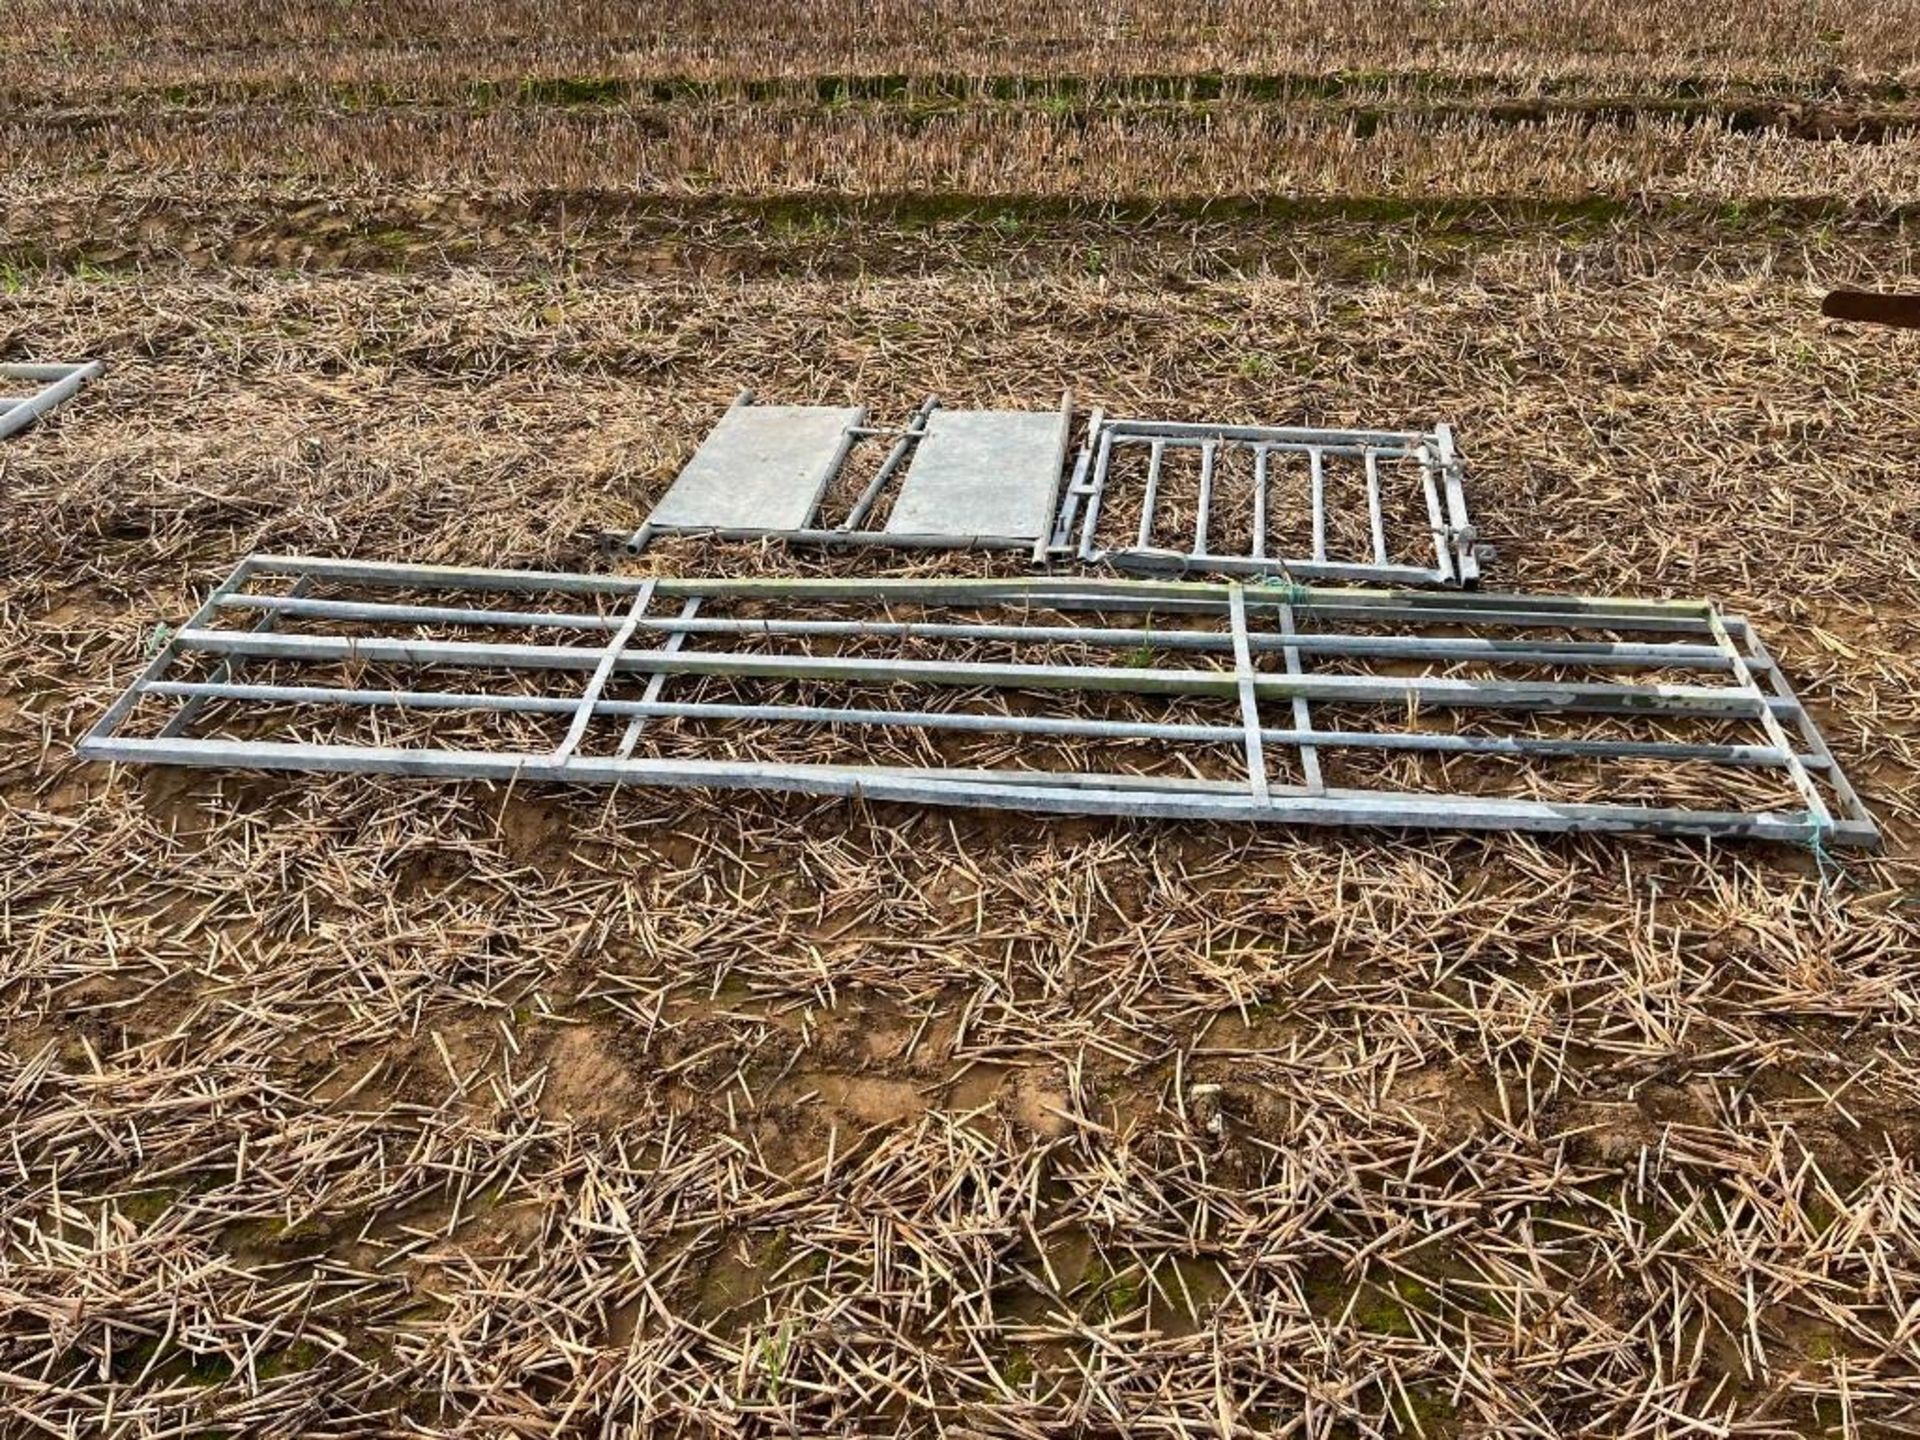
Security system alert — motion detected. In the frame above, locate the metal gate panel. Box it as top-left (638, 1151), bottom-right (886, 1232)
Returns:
top-left (80, 556), bottom-right (1875, 847)
top-left (1, 360), bottom-right (103, 441)
top-left (1052, 415), bottom-right (1481, 586)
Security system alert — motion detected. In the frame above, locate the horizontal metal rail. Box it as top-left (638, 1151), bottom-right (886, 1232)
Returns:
top-left (621, 523), bottom-right (1038, 553)
top-left (234, 554), bottom-right (1716, 622)
top-left (135, 679), bottom-right (1814, 770)
top-left (0, 360), bottom-right (103, 441)
top-left (213, 591), bottom-right (1742, 671)
top-left (79, 555), bottom-right (1879, 847)
top-left (166, 626), bottom-right (1775, 718)
top-left (77, 736), bottom-right (1865, 844)
top-left (1108, 420), bottom-right (1430, 447)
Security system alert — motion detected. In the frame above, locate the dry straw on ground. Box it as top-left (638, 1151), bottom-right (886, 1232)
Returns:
top-left (10, 105), bottom-right (1920, 207)
top-left (7, 0), bottom-right (1920, 91)
top-left (6, 237), bottom-right (1920, 1434)
top-left (6, 13), bottom-right (1920, 1435)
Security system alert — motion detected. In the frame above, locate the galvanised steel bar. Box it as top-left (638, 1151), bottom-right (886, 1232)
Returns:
top-left (1227, 584), bottom-right (1269, 803)
top-left (80, 557), bottom-right (1878, 846)
top-left (627, 524), bottom-right (1039, 552)
top-left (552, 581), bottom-right (655, 763)
top-left (1272, 598), bottom-right (1720, 633)
top-left (1436, 424), bottom-right (1479, 586)
top-left (1136, 439), bottom-right (1166, 551)
top-left (1365, 451), bottom-right (1388, 569)
top-left (1110, 420), bottom-right (1427, 449)
top-left (1032, 388), bottom-right (1079, 562)
top-left (0, 361), bottom-right (103, 441)
top-left (244, 554), bottom-right (648, 596)
top-left (135, 679), bottom-right (1817, 771)
top-left (1273, 597), bottom-right (1323, 794)
top-left (618, 596), bottom-right (699, 760)
top-left (0, 362), bottom-right (102, 380)
top-left (1309, 447), bottom-right (1327, 564)
top-left (1115, 435), bottom-right (1424, 462)
top-left (77, 732), bottom-right (1867, 845)
top-left (1418, 444), bottom-right (1456, 586)
top-left (1194, 442), bottom-right (1217, 558)
top-left (220, 558), bottom-right (1780, 663)
top-left (162, 626), bottom-right (1789, 719)
top-left (839, 395), bottom-right (938, 531)
top-left (231, 556), bottom-right (1734, 632)
top-left (1101, 553), bottom-right (1454, 585)
top-left (1252, 447), bottom-right (1270, 561)
top-left (219, 593), bottom-right (1738, 669)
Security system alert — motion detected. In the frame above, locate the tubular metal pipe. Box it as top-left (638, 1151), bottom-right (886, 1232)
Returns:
top-left (840, 394), bottom-right (938, 531)
top-left (0, 361), bottom-right (102, 440)
top-left (167, 626), bottom-right (1778, 718)
top-left (140, 678), bottom-right (1807, 770)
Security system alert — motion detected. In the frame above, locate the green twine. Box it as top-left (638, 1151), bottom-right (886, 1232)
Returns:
top-left (1805, 822), bottom-right (1851, 892)
top-left (1256, 576), bottom-right (1312, 607)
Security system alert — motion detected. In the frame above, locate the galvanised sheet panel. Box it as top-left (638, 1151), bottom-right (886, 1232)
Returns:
top-left (647, 404), bottom-right (862, 532)
top-left (884, 409), bottom-right (1070, 540)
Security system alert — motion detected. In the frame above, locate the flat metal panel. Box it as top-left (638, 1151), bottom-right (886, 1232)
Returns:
top-left (646, 404), bottom-right (862, 532)
top-left (884, 409), bottom-right (1069, 539)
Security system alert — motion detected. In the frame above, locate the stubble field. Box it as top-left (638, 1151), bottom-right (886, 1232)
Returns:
top-left (5, 4), bottom-right (1920, 1435)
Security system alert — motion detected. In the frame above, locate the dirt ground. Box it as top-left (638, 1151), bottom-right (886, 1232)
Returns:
top-left (6, 7), bottom-right (1920, 1436)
